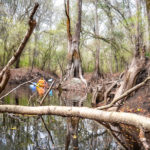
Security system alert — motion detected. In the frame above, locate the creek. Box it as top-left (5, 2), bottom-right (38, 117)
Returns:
top-left (0, 84), bottom-right (118, 150)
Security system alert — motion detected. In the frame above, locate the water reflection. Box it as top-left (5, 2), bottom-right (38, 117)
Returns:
top-left (0, 85), bottom-right (118, 150)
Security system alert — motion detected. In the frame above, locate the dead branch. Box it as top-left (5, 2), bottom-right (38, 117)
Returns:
top-left (40, 116), bottom-right (55, 145)
top-left (139, 127), bottom-right (150, 150)
top-left (97, 76), bottom-right (150, 110)
top-left (91, 86), bottom-right (99, 106)
top-left (104, 81), bottom-right (117, 104)
top-left (0, 3), bottom-right (39, 93)
top-left (0, 105), bottom-right (150, 131)
top-left (0, 77), bottom-right (39, 100)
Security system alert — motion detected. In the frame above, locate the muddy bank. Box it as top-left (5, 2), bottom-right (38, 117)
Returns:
top-left (8, 68), bottom-right (58, 84)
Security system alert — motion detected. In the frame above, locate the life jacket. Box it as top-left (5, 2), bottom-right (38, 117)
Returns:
top-left (37, 79), bottom-right (48, 88)
top-left (36, 78), bottom-right (48, 96)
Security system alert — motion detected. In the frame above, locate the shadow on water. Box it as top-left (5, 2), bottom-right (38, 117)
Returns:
top-left (0, 84), bottom-right (118, 150)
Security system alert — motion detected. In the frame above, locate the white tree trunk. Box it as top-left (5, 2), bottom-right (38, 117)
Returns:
top-left (0, 105), bottom-right (150, 131)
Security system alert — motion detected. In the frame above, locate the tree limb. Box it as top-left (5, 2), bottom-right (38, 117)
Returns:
top-left (0, 77), bottom-right (39, 100)
top-left (139, 127), bottom-right (150, 150)
top-left (0, 105), bottom-right (150, 131)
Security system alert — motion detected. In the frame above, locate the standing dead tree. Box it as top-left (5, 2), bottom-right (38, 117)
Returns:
top-left (64, 0), bottom-right (87, 86)
top-left (0, 3), bottom-right (39, 93)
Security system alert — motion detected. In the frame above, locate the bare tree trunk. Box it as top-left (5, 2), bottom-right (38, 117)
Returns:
top-left (105, 0), bottom-right (119, 72)
top-left (31, 33), bottom-right (38, 73)
top-left (145, 0), bottom-right (150, 52)
top-left (0, 105), bottom-right (150, 131)
top-left (92, 0), bottom-right (102, 81)
top-left (15, 56), bottom-right (20, 68)
top-left (64, 0), bottom-right (87, 86)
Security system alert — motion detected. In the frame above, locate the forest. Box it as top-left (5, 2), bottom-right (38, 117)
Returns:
top-left (0, 0), bottom-right (150, 149)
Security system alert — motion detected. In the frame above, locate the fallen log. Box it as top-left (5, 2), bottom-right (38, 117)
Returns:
top-left (0, 105), bottom-right (150, 131)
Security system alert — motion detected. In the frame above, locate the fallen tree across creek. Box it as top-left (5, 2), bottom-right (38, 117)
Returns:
top-left (0, 105), bottom-right (150, 131)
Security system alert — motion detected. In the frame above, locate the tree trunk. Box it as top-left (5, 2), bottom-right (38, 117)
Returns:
top-left (15, 56), bottom-right (20, 68)
top-left (31, 33), bottom-right (38, 73)
top-left (64, 0), bottom-right (87, 86)
top-left (0, 105), bottom-right (150, 131)
top-left (111, 0), bottom-right (146, 111)
top-left (145, 0), bottom-right (150, 52)
top-left (92, 0), bottom-right (102, 81)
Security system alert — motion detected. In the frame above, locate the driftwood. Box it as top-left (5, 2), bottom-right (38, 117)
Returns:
top-left (0, 105), bottom-right (150, 131)
top-left (0, 3), bottom-right (39, 93)
top-left (96, 75), bottom-right (150, 110)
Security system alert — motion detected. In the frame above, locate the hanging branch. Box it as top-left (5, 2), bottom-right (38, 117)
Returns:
top-left (0, 3), bottom-right (39, 93)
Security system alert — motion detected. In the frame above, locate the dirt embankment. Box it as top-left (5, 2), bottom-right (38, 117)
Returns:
top-left (8, 68), bottom-right (58, 84)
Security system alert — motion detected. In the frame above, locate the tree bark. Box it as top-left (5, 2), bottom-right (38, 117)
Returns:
top-left (0, 105), bottom-right (150, 131)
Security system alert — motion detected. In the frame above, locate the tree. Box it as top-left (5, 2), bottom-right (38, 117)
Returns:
top-left (0, 3), bottom-right (39, 93)
top-left (91, 0), bottom-right (103, 81)
top-left (64, 0), bottom-right (87, 86)
top-left (145, 0), bottom-right (150, 52)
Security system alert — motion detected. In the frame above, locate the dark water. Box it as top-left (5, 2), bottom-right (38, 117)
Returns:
top-left (0, 84), bottom-right (118, 150)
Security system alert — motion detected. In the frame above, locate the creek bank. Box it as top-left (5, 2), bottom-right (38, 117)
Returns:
top-left (8, 68), bottom-right (58, 84)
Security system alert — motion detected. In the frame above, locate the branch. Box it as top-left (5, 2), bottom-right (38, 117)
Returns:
top-left (84, 30), bottom-right (131, 54)
top-left (0, 3), bottom-right (39, 82)
top-left (0, 77), bottom-right (39, 100)
top-left (104, 81), bottom-right (117, 104)
top-left (139, 127), bottom-right (150, 150)
top-left (40, 116), bottom-right (55, 145)
top-left (0, 105), bottom-right (150, 131)
top-left (97, 76), bottom-right (150, 110)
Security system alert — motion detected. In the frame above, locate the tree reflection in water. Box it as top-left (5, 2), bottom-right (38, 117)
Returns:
top-left (0, 85), bottom-right (118, 150)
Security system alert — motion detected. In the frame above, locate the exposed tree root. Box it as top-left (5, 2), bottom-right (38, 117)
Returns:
top-left (96, 76), bottom-right (150, 110)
